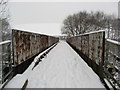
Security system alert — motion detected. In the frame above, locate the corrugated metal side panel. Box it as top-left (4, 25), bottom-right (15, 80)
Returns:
top-left (48, 36), bottom-right (58, 47)
top-left (81, 35), bottom-right (89, 57)
top-left (13, 30), bottom-right (31, 65)
top-left (76, 36), bottom-right (82, 51)
top-left (13, 30), bottom-right (59, 66)
top-left (67, 31), bottom-right (105, 66)
top-left (89, 32), bottom-right (104, 65)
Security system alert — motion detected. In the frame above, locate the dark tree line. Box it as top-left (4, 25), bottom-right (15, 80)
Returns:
top-left (61, 11), bottom-right (119, 41)
top-left (0, 0), bottom-right (11, 41)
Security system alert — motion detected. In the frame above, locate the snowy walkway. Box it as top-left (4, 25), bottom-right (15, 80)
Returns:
top-left (5, 41), bottom-right (105, 88)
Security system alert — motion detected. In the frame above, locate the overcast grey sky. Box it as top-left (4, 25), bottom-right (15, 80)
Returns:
top-left (9, 2), bottom-right (118, 35)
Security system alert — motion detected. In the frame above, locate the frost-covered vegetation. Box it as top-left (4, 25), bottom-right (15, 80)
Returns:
top-left (61, 11), bottom-right (119, 41)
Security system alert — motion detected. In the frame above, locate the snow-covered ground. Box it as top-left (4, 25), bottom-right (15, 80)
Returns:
top-left (5, 41), bottom-right (105, 88)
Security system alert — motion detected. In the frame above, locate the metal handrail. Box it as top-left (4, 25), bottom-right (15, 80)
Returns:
top-left (0, 40), bottom-right (11, 45)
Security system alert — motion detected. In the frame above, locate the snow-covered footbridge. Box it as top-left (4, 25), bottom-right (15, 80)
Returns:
top-left (5, 41), bottom-right (105, 88)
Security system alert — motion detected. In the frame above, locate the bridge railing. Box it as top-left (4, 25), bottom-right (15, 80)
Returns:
top-left (66, 30), bottom-right (120, 89)
top-left (67, 30), bottom-right (105, 78)
top-left (104, 39), bottom-right (120, 89)
top-left (0, 40), bottom-right (12, 84)
top-left (12, 29), bottom-right (59, 74)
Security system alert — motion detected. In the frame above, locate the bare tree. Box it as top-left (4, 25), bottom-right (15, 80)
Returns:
top-left (0, 0), bottom-right (11, 41)
top-left (62, 15), bottom-right (75, 36)
top-left (61, 11), bottom-right (117, 39)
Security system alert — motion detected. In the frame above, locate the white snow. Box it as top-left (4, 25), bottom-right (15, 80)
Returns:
top-left (4, 74), bottom-right (27, 88)
top-left (71, 30), bottom-right (105, 38)
top-left (0, 40), bottom-right (11, 45)
top-left (106, 39), bottom-right (120, 46)
top-left (33, 43), bottom-right (57, 63)
top-left (5, 41), bottom-right (105, 88)
top-left (104, 79), bottom-right (112, 88)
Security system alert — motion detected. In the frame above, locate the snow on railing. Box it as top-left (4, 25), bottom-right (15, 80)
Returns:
top-left (104, 39), bottom-right (120, 89)
top-left (0, 40), bottom-right (11, 45)
top-left (69, 30), bottom-right (105, 38)
top-left (106, 39), bottom-right (120, 46)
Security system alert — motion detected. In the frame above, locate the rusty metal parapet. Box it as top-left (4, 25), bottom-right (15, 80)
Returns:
top-left (67, 31), bottom-right (105, 66)
top-left (12, 29), bottom-right (59, 66)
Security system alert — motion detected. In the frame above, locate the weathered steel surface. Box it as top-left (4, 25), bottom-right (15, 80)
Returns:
top-left (48, 36), bottom-right (58, 46)
top-left (76, 36), bottom-right (82, 51)
top-left (81, 35), bottom-right (89, 57)
top-left (67, 31), bottom-right (105, 66)
top-left (12, 29), bottom-right (59, 66)
top-left (89, 32), bottom-right (104, 65)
